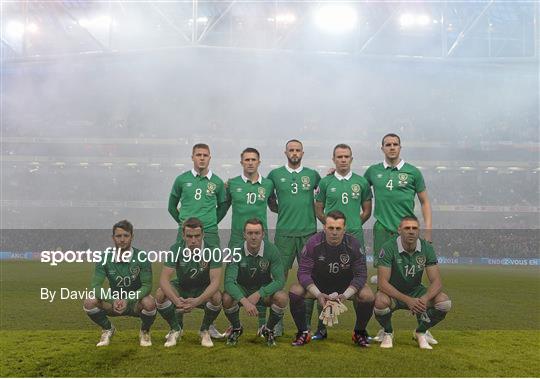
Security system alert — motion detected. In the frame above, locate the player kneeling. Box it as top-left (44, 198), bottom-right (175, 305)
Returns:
top-left (289, 211), bottom-right (374, 347)
top-left (156, 218), bottom-right (223, 348)
top-left (222, 218), bottom-right (288, 347)
top-left (83, 220), bottom-right (156, 347)
top-left (374, 216), bottom-right (451, 349)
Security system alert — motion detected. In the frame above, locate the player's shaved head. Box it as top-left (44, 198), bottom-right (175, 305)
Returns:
top-left (285, 139), bottom-right (303, 149)
top-left (285, 139), bottom-right (304, 167)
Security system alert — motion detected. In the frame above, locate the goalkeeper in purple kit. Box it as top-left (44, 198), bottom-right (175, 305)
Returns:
top-left (288, 210), bottom-right (374, 347)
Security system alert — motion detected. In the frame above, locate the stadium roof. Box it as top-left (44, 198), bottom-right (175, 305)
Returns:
top-left (2, 1), bottom-right (538, 61)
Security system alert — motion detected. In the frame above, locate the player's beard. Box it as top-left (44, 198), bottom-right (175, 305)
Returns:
top-left (287, 156), bottom-right (301, 166)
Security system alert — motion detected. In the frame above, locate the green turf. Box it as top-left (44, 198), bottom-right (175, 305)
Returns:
top-left (1, 261), bottom-right (539, 377)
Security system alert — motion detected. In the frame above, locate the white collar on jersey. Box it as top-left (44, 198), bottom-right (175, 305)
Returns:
top-left (383, 159), bottom-right (405, 170)
top-left (285, 164), bottom-right (303, 174)
top-left (397, 236), bottom-right (421, 254)
top-left (241, 173), bottom-right (262, 184)
top-left (244, 240), bottom-right (264, 257)
top-left (191, 168), bottom-right (213, 179)
top-left (334, 171), bottom-right (352, 181)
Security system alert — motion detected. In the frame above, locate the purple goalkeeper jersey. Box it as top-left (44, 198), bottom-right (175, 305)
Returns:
top-left (297, 231), bottom-right (367, 294)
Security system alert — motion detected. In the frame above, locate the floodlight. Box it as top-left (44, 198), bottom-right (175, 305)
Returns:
top-left (6, 21), bottom-right (25, 38)
top-left (314, 5), bottom-right (357, 34)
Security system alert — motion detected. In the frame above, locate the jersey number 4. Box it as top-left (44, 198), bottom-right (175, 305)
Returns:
top-left (386, 179), bottom-right (393, 191)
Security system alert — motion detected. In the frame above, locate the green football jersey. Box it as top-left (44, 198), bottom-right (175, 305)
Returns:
top-left (225, 175), bottom-right (274, 234)
top-left (364, 161), bottom-right (426, 232)
top-left (267, 166), bottom-right (321, 236)
top-left (224, 241), bottom-right (285, 300)
top-left (165, 241), bottom-right (221, 290)
top-left (169, 170), bottom-right (227, 232)
top-left (91, 248), bottom-right (152, 300)
top-left (315, 172), bottom-right (372, 233)
top-left (378, 236), bottom-right (437, 294)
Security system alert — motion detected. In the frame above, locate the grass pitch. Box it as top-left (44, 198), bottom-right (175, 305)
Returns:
top-left (1, 261), bottom-right (539, 377)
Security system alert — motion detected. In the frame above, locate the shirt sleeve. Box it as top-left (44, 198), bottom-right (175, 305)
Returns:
top-left (217, 180), bottom-right (232, 223)
top-left (224, 261), bottom-right (244, 301)
top-left (378, 246), bottom-right (393, 268)
top-left (297, 243), bottom-right (315, 289)
top-left (314, 170), bottom-right (321, 188)
top-left (425, 243), bottom-right (438, 266)
top-left (315, 178), bottom-right (326, 203)
top-left (258, 248), bottom-right (285, 297)
top-left (168, 176), bottom-right (182, 223)
top-left (415, 168), bottom-right (426, 193)
top-left (364, 167), bottom-right (373, 185)
top-left (135, 260), bottom-right (153, 299)
top-left (349, 238), bottom-right (367, 289)
top-left (361, 177), bottom-right (373, 202)
top-left (90, 262), bottom-right (107, 299)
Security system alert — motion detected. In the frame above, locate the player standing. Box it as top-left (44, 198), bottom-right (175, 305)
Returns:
top-left (168, 143), bottom-right (228, 247)
top-left (267, 139), bottom-right (321, 336)
top-left (222, 219), bottom-right (287, 347)
top-left (155, 218), bottom-right (223, 347)
top-left (374, 216), bottom-right (450, 349)
top-left (83, 220), bottom-right (156, 347)
top-left (314, 144), bottom-right (372, 339)
top-left (223, 147), bottom-right (275, 328)
top-left (288, 211), bottom-right (374, 347)
top-left (364, 133), bottom-right (433, 342)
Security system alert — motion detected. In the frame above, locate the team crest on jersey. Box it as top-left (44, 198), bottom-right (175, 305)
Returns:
top-left (351, 184), bottom-right (360, 199)
top-left (259, 259), bottom-right (269, 271)
top-left (416, 255), bottom-right (426, 268)
top-left (130, 266), bottom-right (140, 279)
top-left (339, 254), bottom-right (350, 265)
top-left (257, 187), bottom-right (266, 200)
top-left (398, 173), bottom-right (408, 187)
top-left (301, 176), bottom-right (310, 190)
top-left (206, 182), bottom-right (216, 195)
